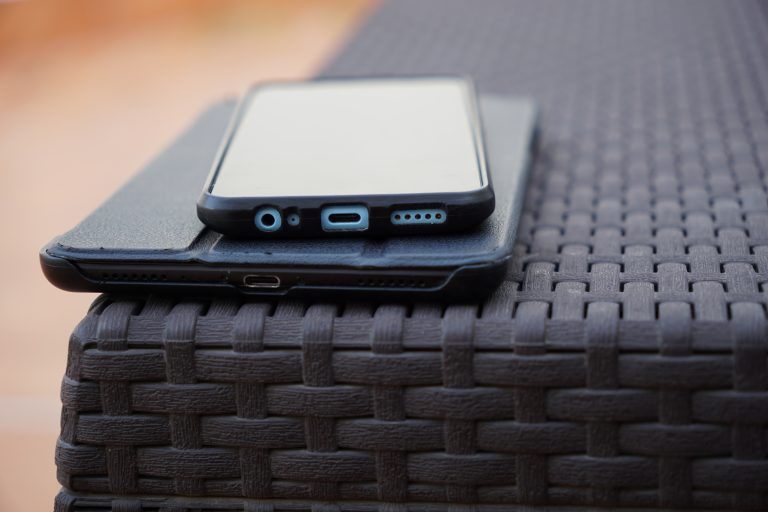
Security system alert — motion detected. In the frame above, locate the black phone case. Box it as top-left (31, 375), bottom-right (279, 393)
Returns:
top-left (40, 95), bottom-right (537, 300)
top-left (197, 78), bottom-right (495, 238)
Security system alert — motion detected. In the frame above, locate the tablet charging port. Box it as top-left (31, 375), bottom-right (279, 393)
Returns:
top-left (243, 274), bottom-right (281, 288)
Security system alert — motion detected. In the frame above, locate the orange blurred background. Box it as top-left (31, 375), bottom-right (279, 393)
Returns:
top-left (0, 1), bottom-right (374, 509)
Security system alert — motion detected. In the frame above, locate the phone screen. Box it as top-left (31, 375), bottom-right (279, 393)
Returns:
top-left (211, 78), bottom-right (486, 198)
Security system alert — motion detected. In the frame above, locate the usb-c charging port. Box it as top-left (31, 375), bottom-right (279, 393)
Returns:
top-left (321, 205), bottom-right (369, 231)
top-left (243, 274), bottom-right (281, 288)
top-left (329, 212), bottom-right (362, 223)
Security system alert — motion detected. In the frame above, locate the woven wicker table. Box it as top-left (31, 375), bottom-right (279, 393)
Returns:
top-left (54, 0), bottom-right (768, 510)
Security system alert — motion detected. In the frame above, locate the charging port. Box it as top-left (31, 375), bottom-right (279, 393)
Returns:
top-left (329, 212), bottom-right (361, 223)
top-left (321, 205), bottom-right (369, 231)
top-left (243, 274), bottom-right (281, 288)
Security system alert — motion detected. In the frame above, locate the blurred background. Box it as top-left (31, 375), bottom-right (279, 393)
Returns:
top-left (0, 0), bottom-right (374, 508)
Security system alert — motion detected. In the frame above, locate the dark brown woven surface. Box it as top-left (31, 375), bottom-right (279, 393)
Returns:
top-left (51, 491), bottom-right (697, 512)
top-left (57, 291), bottom-right (766, 510)
top-left (55, 0), bottom-right (768, 510)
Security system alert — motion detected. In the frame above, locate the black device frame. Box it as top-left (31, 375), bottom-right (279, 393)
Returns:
top-left (40, 252), bottom-right (509, 302)
top-left (197, 77), bottom-right (495, 238)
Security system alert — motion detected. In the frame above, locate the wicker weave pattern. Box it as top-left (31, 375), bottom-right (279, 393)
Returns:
top-left (56, 291), bottom-right (767, 509)
top-left (55, 0), bottom-right (768, 510)
top-left (53, 491), bottom-right (722, 512)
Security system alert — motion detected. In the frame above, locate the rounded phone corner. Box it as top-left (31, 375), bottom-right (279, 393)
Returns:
top-left (195, 192), bottom-right (243, 236)
top-left (448, 181), bottom-right (496, 229)
top-left (195, 191), bottom-right (217, 225)
top-left (475, 182), bottom-right (496, 219)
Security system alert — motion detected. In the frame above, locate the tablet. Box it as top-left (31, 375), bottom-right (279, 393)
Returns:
top-left (40, 94), bottom-right (537, 300)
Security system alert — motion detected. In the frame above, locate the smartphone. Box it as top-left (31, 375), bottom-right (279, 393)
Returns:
top-left (197, 77), bottom-right (494, 238)
top-left (40, 95), bottom-right (536, 300)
